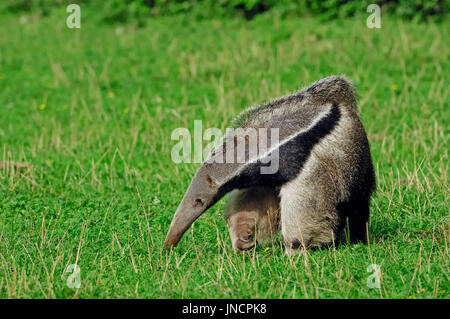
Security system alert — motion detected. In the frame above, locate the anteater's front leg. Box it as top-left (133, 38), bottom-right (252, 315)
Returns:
top-left (225, 187), bottom-right (280, 251)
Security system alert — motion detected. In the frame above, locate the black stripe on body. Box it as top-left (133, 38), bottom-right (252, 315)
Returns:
top-left (217, 103), bottom-right (341, 197)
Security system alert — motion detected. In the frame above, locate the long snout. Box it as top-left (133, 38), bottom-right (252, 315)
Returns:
top-left (164, 203), bottom-right (198, 247)
top-left (163, 205), bottom-right (198, 248)
top-left (164, 193), bottom-right (215, 248)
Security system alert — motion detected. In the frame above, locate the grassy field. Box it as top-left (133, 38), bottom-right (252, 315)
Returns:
top-left (0, 8), bottom-right (448, 298)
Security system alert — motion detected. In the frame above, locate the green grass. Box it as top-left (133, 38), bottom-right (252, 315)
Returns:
top-left (0, 8), bottom-right (448, 298)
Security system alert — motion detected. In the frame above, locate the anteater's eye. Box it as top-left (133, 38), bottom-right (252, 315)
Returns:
top-left (194, 198), bottom-right (204, 207)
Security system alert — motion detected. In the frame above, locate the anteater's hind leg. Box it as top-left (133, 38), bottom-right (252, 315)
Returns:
top-left (339, 198), bottom-right (370, 244)
top-left (339, 160), bottom-right (375, 244)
